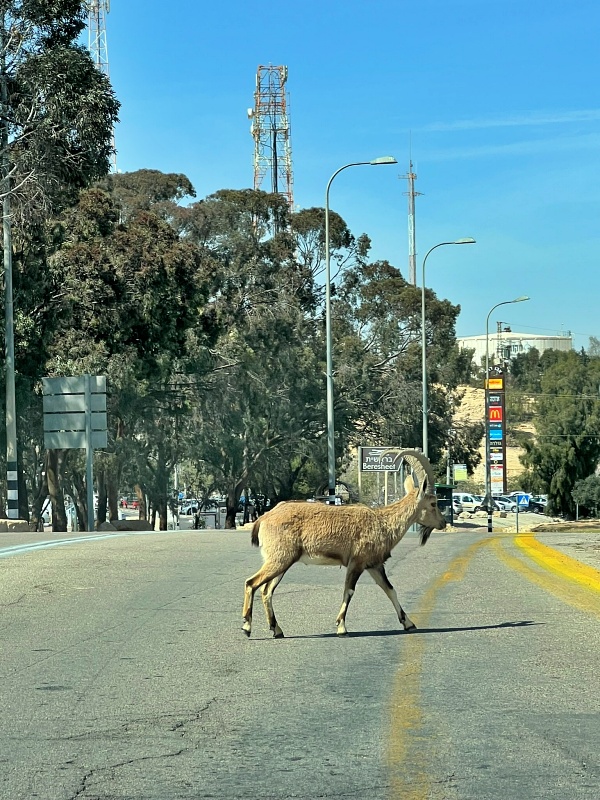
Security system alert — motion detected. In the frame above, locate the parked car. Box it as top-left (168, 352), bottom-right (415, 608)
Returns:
top-left (453, 492), bottom-right (483, 513)
top-left (180, 502), bottom-right (199, 516)
top-left (452, 497), bottom-right (463, 516)
top-left (475, 496), bottom-right (501, 512)
top-left (528, 495), bottom-right (548, 513)
top-left (493, 495), bottom-right (519, 512)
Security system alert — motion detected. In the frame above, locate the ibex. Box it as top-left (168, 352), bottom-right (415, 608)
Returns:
top-left (242, 449), bottom-right (446, 638)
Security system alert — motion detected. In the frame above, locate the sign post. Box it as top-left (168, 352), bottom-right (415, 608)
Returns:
top-left (486, 369), bottom-right (507, 496)
top-left (358, 446), bottom-right (404, 506)
top-left (42, 375), bottom-right (107, 531)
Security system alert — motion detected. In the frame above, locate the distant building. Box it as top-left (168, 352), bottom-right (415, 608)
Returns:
top-left (457, 330), bottom-right (573, 366)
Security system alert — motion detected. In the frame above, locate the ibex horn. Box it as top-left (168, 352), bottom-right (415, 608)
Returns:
top-left (386, 448), bottom-right (436, 493)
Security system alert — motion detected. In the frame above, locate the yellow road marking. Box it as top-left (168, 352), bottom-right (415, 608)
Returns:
top-left (388, 539), bottom-right (489, 799)
top-left (491, 536), bottom-right (600, 619)
top-left (388, 532), bottom-right (600, 798)
top-left (514, 533), bottom-right (600, 593)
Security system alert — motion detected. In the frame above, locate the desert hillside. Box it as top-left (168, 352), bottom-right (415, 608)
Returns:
top-left (454, 386), bottom-right (533, 485)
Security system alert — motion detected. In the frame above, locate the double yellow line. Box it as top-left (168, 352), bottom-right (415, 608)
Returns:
top-left (493, 532), bottom-right (600, 619)
top-left (387, 532), bottom-right (600, 798)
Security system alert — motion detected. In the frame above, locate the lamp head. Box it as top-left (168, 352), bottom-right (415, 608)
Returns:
top-left (512, 295), bottom-right (530, 303)
top-left (369, 156), bottom-right (397, 165)
top-left (454, 238), bottom-right (476, 244)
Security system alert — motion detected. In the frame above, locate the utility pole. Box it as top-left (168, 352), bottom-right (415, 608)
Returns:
top-left (400, 160), bottom-right (422, 286)
top-left (1, 18), bottom-right (19, 519)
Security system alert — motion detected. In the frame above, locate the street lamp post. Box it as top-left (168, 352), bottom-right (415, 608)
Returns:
top-left (1, 31), bottom-right (18, 520)
top-left (421, 238), bottom-right (476, 458)
top-left (325, 156), bottom-right (397, 499)
top-left (484, 296), bottom-right (530, 532)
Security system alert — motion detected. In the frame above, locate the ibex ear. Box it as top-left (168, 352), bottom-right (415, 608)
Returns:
top-left (404, 474), bottom-right (416, 495)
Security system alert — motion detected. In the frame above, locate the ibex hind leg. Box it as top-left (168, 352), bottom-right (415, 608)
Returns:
top-left (260, 574), bottom-right (285, 638)
top-left (367, 564), bottom-right (416, 631)
top-left (242, 562), bottom-right (290, 638)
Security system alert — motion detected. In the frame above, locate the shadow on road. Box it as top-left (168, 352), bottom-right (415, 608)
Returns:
top-left (272, 620), bottom-right (542, 640)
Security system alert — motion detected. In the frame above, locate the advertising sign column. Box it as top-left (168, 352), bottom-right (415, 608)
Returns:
top-left (486, 367), bottom-right (507, 496)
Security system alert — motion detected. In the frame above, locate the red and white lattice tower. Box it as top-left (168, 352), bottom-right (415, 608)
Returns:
top-left (248, 65), bottom-right (293, 209)
top-left (87, 1), bottom-right (116, 171)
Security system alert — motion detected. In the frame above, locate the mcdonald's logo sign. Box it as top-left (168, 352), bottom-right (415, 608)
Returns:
top-left (489, 407), bottom-right (503, 422)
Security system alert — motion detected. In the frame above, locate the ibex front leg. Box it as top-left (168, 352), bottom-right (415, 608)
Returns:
top-left (242, 563), bottom-right (288, 638)
top-left (335, 562), bottom-right (364, 635)
top-left (367, 564), bottom-right (416, 631)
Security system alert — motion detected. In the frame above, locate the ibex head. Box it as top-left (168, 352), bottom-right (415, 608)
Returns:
top-left (397, 449), bottom-right (447, 544)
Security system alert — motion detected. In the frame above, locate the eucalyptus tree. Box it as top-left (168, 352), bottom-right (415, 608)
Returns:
top-left (521, 350), bottom-right (600, 518)
top-left (178, 189), bottom-right (327, 526)
top-left (41, 181), bottom-right (217, 528)
top-left (0, 0), bottom-right (118, 216)
top-left (333, 259), bottom-right (480, 474)
top-left (0, 0), bottom-right (118, 518)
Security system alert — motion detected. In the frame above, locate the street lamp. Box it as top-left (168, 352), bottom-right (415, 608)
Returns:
top-left (484, 295), bottom-right (530, 532)
top-left (421, 238), bottom-right (476, 457)
top-left (324, 156), bottom-right (397, 498)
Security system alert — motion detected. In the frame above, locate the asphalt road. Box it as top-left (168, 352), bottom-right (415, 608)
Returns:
top-left (0, 525), bottom-right (598, 800)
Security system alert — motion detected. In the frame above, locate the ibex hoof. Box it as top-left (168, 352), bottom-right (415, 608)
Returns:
top-left (273, 631), bottom-right (284, 639)
top-left (404, 622), bottom-right (417, 632)
top-left (242, 622), bottom-right (251, 637)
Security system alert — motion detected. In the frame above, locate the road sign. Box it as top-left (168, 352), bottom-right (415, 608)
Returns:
top-left (43, 431), bottom-right (108, 449)
top-left (42, 376), bottom-right (108, 450)
top-left (42, 393), bottom-right (106, 413)
top-left (43, 375), bottom-right (106, 394)
top-left (42, 375), bottom-right (107, 532)
top-left (359, 446), bottom-right (403, 472)
top-left (453, 464), bottom-right (468, 481)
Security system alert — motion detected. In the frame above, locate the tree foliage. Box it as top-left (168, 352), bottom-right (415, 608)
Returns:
top-left (6, 165), bottom-right (483, 527)
top-left (1, 1), bottom-right (119, 219)
top-left (520, 350), bottom-right (600, 518)
top-left (571, 474), bottom-right (600, 516)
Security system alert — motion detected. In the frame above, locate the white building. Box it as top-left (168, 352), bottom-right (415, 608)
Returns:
top-left (457, 330), bottom-right (573, 366)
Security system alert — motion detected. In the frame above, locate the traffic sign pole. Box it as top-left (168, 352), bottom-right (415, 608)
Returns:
top-left (85, 375), bottom-right (95, 533)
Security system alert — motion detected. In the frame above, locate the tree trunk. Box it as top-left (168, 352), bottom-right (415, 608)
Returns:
top-left (106, 456), bottom-right (120, 521)
top-left (30, 468), bottom-right (48, 532)
top-left (70, 471), bottom-right (87, 531)
top-left (242, 487), bottom-right (250, 524)
top-left (96, 462), bottom-right (107, 524)
top-left (225, 484), bottom-right (243, 530)
top-left (154, 444), bottom-right (170, 531)
top-left (134, 483), bottom-right (147, 519)
top-left (47, 449), bottom-right (68, 531)
top-left (17, 446), bottom-right (29, 521)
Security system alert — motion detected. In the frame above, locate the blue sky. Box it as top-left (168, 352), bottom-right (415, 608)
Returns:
top-left (99, 0), bottom-right (599, 351)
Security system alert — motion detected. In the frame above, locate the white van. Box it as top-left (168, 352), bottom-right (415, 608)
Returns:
top-left (452, 492), bottom-right (483, 513)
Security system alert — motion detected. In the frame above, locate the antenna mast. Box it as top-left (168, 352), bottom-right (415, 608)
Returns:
top-left (400, 159), bottom-right (422, 286)
top-left (88, 1), bottom-right (110, 74)
top-left (87, 1), bottom-right (116, 171)
top-left (248, 65), bottom-right (294, 209)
